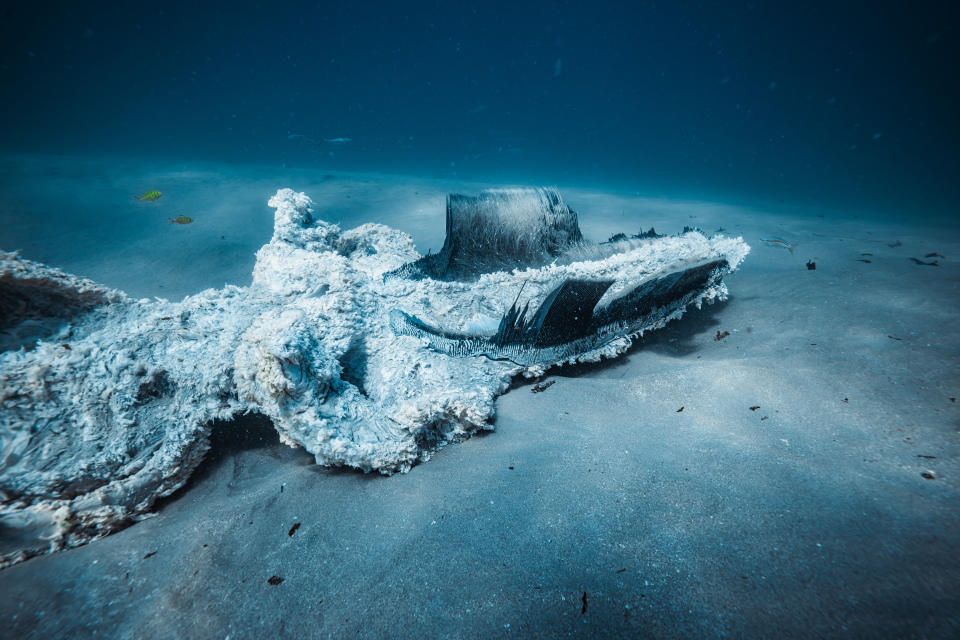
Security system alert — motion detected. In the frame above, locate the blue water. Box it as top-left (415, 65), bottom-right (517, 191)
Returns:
top-left (0, 1), bottom-right (957, 216)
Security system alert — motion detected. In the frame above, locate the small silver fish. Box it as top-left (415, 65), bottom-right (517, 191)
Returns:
top-left (761, 236), bottom-right (796, 253)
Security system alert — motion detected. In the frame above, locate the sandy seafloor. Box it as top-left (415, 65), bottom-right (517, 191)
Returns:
top-left (0, 154), bottom-right (958, 638)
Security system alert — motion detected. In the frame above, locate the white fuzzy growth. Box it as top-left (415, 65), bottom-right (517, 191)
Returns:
top-left (0, 188), bottom-right (749, 567)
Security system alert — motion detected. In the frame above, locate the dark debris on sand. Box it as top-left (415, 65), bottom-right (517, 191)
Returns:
top-left (531, 380), bottom-right (556, 394)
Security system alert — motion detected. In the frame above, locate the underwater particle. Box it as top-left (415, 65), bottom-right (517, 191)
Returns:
top-left (531, 380), bottom-right (555, 393)
top-left (169, 216), bottom-right (193, 225)
top-left (143, 551), bottom-right (157, 559)
top-left (909, 257), bottom-right (939, 266)
top-left (749, 406), bottom-right (760, 411)
top-left (676, 406), bottom-right (684, 413)
top-left (581, 591), bottom-right (588, 615)
top-left (806, 260), bottom-right (816, 270)
top-left (921, 470), bottom-right (936, 480)
top-left (267, 576), bottom-right (284, 586)
top-left (288, 522), bottom-right (301, 536)
top-left (715, 330), bottom-right (730, 341)
top-left (136, 190), bottom-right (162, 202)
top-left (925, 252), bottom-right (946, 259)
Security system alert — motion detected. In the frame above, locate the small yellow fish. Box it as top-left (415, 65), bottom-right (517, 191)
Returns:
top-left (136, 190), bottom-right (162, 202)
top-left (169, 216), bottom-right (193, 225)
